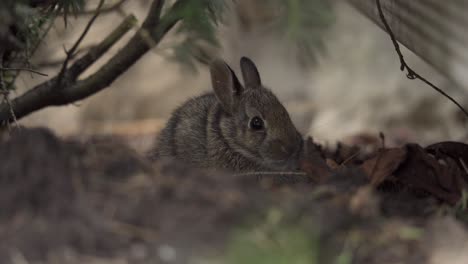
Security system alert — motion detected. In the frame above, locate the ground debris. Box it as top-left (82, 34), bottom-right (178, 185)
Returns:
top-left (314, 138), bottom-right (468, 206)
top-left (0, 128), bottom-right (468, 264)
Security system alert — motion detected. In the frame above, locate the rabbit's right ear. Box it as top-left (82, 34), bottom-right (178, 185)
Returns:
top-left (210, 59), bottom-right (244, 113)
top-left (240, 57), bottom-right (261, 89)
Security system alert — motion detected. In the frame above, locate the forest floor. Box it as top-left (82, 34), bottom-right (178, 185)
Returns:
top-left (1, 127), bottom-right (468, 264)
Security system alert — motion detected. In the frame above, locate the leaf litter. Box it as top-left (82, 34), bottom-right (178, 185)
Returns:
top-left (0, 128), bottom-right (468, 263)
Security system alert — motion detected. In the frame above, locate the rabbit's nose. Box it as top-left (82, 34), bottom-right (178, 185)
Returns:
top-left (276, 140), bottom-right (297, 155)
top-left (266, 138), bottom-right (300, 161)
top-left (265, 140), bottom-right (287, 159)
top-left (280, 144), bottom-right (295, 155)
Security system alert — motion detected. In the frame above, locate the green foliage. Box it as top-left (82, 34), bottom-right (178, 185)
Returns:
top-left (3, 0), bottom-right (334, 82)
top-left (1, 0), bottom-right (85, 90)
top-left (276, 0), bottom-right (334, 65)
top-left (169, 0), bottom-right (226, 70)
top-left (6, 0), bottom-right (86, 49)
top-left (48, 0), bottom-right (86, 26)
top-left (3, 0), bottom-right (85, 51)
top-left (15, 5), bottom-right (52, 57)
top-left (227, 228), bottom-right (319, 264)
top-left (168, 0), bottom-right (334, 70)
top-left (225, 209), bottom-right (320, 264)
top-left (453, 190), bottom-right (468, 224)
top-left (4, 0), bottom-right (334, 74)
top-left (436, 189), bottom-right (468, 225)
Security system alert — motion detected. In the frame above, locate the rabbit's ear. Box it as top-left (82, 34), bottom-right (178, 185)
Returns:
top-left (210, 59), bottom-right (244, 113)
top-left (240, 57), bottom-right (261, 89)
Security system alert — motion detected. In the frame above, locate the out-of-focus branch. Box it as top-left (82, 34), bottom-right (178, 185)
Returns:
top-left (0, 12), bottom-right (138, 123)
top-left (0, 0), bottom-right (191, 123)
top-left (374, 0), bottom-right (468, 118)
top-left (348, 0), bottom-right (468, 93)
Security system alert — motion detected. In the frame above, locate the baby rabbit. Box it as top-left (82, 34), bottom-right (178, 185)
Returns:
top-left (152, 57), bottom-right (303, 172)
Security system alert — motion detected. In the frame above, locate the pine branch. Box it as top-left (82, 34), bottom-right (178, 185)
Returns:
top-left (0, 0), bottom-right (191, 123)
top-left (60, 0), bottom-right (129, 15)
top-left (0, 51), bottom-right (19, 128)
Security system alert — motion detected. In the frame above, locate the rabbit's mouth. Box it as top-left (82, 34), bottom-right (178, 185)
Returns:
top-left (261, 142), bottom-right (303, 171)
top-left (259, 157), bottom-right (301, 172)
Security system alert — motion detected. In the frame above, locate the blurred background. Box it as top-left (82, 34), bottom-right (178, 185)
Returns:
top-left (11, 0), bottom-right (468, 152)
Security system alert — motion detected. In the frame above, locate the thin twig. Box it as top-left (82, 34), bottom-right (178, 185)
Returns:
top-left (34, 44), bottom-right (95, 68)
top-left (235, 171), bottom-right (307, 176)
top-left (376, 0), bottom-right (468, 119)
top-left (379, 131), bottom-right (385, 149)
top-left (340, 151), bottom-right (360, 166)
top-left (459, 158), bottom-right (468, 175)
top-left (0, 52), bottom-right (19, 128)
top-left (60, 0), bottom-right (129, 16)
top-left (0, 67), bottom-right (48, 77)
top-left (56, 0), bottom-right (105, 88)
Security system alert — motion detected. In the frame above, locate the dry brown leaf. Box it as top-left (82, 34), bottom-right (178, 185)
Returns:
top-left (300, 137), bottom-right (332, 183)
top-left (426, 141), bottom-right (468, 184)
top-left (360, 148), bottom-right (407, 186)
top-left (395, 144), bottom-right (467, 205)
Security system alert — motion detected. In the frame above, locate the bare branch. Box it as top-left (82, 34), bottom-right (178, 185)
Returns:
top-left (67, 14), bottom-right (138, 78)
top-left (0, 13), bottom-right (137, 123)
top-left (56, 0), bottom-right (106, 88)
top-left (0, 67), bottom-right (48, 77)
top-left (0, 0), bottom-right (187, 123)
top-left (375, 0), bottom-right (468, 118)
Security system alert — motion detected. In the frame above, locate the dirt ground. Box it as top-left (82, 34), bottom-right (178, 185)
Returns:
top-left (1, 128), bottom-right (467, 264)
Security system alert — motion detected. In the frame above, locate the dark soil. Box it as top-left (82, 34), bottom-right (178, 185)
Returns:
top-left (1, 128), bottom-right (467, 263)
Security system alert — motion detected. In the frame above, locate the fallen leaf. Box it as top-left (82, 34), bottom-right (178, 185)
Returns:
top-left (426, 141), bottom-right (468, 183)
top-left (394, 144), bottom-right (467, 205)
top-left (360, 148), bottom-right (407, 186)
top-left (300, 137), bottom-right (332, 182)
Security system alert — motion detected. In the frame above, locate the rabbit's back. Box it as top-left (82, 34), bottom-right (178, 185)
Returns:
top-left (155, 93), bottom-right (215, 165)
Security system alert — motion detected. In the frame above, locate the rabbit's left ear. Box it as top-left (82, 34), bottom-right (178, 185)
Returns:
top-left (240, 56), bottom-right (261, 89)
top-left (210, 59), bottom-right (243, 114)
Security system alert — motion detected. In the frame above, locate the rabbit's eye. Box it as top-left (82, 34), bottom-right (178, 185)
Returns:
top-left (249, 116), bottom-right (264, 130)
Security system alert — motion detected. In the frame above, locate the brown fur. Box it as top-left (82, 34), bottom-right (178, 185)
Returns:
top-left (151, 57), bottom-right (303, 172)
